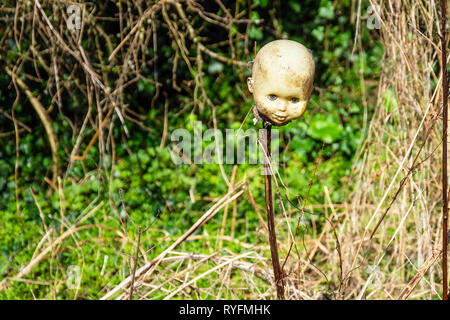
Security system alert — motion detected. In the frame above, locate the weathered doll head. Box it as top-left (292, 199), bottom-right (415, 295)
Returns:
top-left (247, 40), bottom-right (315, 126)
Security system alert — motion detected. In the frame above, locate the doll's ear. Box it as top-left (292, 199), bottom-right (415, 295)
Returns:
top-left (247, 77), bottom-right (254, 93)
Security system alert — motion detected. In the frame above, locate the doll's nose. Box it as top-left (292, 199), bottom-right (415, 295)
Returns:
top-left (277, 100), bottom-right (288, 112)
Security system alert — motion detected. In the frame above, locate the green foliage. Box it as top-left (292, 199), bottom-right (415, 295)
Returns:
top-left (0, 0), bottom-right (381, 298)
top-left (307, 114), bottom-right (344, 144)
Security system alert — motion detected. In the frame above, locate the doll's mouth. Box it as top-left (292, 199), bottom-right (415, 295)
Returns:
top-left (273, 114), bottom-right (287, 122)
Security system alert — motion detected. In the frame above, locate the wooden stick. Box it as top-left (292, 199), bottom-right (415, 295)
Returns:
top-left (262, 122), bottom-right (285, 299)
top-left (440, 0), bottom-right (448, 301)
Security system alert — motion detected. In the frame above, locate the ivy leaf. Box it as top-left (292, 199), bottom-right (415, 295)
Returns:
top-left (137, 79), bottom-right (155, 95)
top-left (319, 0), bottom-right (335, 19)
top-left (248, 25), bottom-right (263, 40)
top-left (312, 26), bottom-right (325, 42)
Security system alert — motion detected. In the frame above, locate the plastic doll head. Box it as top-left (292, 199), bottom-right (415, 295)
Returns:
top-left (247, 40), bottom-right (315, 126)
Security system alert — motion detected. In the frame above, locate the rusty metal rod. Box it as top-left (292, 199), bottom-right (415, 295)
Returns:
top-left (262, 122), bottom-right (285, 299)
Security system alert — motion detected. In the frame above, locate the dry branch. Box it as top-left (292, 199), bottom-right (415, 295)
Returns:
top-left (5, 66), bottom-right (59, 183)
top-left (398, 250), bottom-right (442, 300)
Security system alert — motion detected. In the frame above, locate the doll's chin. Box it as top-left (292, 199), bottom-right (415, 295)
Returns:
top-left (269, 118), bottom-right (291, 126)
top-left (260, 111), bottom-right (291, 126)
top-left (254, 104), bottom-right (291, 126)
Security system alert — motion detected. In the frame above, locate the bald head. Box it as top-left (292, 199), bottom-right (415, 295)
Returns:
top-left (248, 40), bottom-right (315, 126)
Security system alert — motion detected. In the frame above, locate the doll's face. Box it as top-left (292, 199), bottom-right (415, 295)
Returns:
top-left (248, 40), bottom-right (315, 126)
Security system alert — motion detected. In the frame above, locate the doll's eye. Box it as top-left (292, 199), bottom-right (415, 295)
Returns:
top-left (268, 94), bottom-right (277, 100)
top-left (290, 97), bottom-right (299, 103)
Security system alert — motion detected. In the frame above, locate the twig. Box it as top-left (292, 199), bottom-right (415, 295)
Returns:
top-left (5, 66), bottom-right (59, 183)
top-left (440, 0), bottom-right (448, 301)
top-left (300, 186), bottom-right (337, 275)
top-left (159, 92), bottom-right (169, 148)
top-left (219, 165), bottom-right (238, 248)
top-left (398, 250), bottom-right (442, 300)
top-left (283, 143), bottom-right (324, 268)
top-left (30, 187), bottom-right (49, 234)
top-left (57, 176), bottom-right (65, 233)
top-left (10, 83), bottom-right (21, 219)
top-left (129, 226), bottom-right (142, 300)
top-left (108, 1), bottom-right (164, 61)
top-left (72, 107), bottom-right (114, 161)
top-left (245, 181), bottom-right (269, 235)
